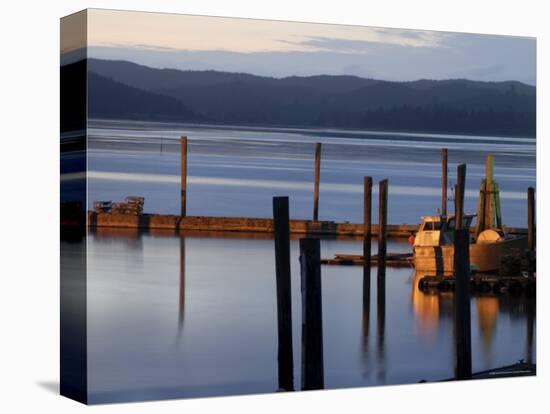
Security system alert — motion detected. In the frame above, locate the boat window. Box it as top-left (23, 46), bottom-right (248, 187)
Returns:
top-left (423, 221), bottom-right (441, 231)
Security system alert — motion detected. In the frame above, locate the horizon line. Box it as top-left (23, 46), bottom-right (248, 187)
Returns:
top-left (62, 52), bottom-right (537, 87)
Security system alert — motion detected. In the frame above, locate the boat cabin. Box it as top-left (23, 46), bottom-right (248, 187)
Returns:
top-left (414, 214), bottom-right (475, 247)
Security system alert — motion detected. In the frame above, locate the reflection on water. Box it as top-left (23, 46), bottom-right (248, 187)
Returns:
top-left (411, 277), bottom-right (443, 337)
top-left (476, 296), bottom-right (499, 353)
top-left (361, 261), bottom-right (371, 372)
top-left (178, 236), bottom-right (185, 341)
top-left (411, 272), bottom-right (535, 371)
top-left (87, 230), bottom-right (535, 403)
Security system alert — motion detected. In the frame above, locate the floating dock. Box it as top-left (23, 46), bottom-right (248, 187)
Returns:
top-left (87, 212), bottom-right (527, 238)
top-left (87, 211), bottom-right (416, 236)
top-left (320, 252), bottom-right (412, 267)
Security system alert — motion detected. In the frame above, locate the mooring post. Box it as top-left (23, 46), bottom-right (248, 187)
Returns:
top-left (377, 179), bottom-right (388, 281)
top-left (299, 238), bottom-right (324, 390)
top-left (527, 187), bottom-right (535, 278)
top-left (442, 148), bottom-right (448, 216)
top-left (363, 177), bottom-right (373, 348)
top-left (363, 177), bottom-right (373, 304)
top-left (313, 143), bottom-right (322, 221)
top-left (454, 228), bottom-right (472, 380)
top-left (180, 136), bottom-right (188, 217)
top-left (484, 155), bottom-right (494, 229)
top-left (526, 297), bottom-right (535, 365)
top-left (377, 179), bottom-right (388, 353)
top-left (455, 164), bottom-right (466, 229)
top-left (453, 162), bottom-right (472, 379)
top-left (273, 196), bottom-right (294, 391)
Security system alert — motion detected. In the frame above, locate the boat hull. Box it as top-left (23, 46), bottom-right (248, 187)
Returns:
top-left (414, 236), bottom-right (527, 273)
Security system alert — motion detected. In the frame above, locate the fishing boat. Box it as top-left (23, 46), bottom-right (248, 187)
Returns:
top-left (413, 214), bottom-right (526, 273)
top-left (413, 154), bottom-right (527, 273)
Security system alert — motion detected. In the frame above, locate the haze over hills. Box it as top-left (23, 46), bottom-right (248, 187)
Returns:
top-left (88, 72), bottom-right (197, 121)
top-left (87, 58), bottom-right (536, 136)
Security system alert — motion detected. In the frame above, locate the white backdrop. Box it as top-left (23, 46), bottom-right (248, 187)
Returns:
top-left (0, 0), bottom-right (547, 412)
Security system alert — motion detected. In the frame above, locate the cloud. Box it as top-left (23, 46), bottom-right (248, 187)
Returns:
top-left (370, 27), bottom-right (451, 46)
top-left (277, 32), bottom-right (449, 54)
top-left (277, 36), bottom-right (377, 54)
top-left (87, 9), bottom-right (449, 54)
top-left (276, 30), bottom-right (448, 54)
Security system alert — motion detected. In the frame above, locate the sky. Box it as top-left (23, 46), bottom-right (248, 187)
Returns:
top-left (80, 8), bottom-right (536, 85)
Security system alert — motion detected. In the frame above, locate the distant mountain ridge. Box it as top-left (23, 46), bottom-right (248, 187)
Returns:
top-left (87, 58), bottom-right (536, 136)
top-left (88, 72), bottom-right (197, 121)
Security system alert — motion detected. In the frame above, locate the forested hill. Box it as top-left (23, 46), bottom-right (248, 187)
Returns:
top-left (87, 58), bottom-right (536, 136)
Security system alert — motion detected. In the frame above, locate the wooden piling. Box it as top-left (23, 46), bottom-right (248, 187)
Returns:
top-left (299, 238), bottom-right (324, 390)
top-left (455, 184), bottom-right (460, 227)
top-left (453, 162), bottom-right (471, 379)
top-left (362, 177), bottom-right (373, 349)
top-left (527, 187), bottom-right (535, 278)
top-left (377, 179), bottom-right (388, 354)
top-left (527, 187), bottom-right (535, 252)
top-left (180, 136), bottom-right (188, 217)
top-left (484, 155), bottom-right (494, 228)
top-left (363, 177), bottom-right (373, 305)
top-left (526, 297), bottom-right (535, 365)
top-left (454, 228), bottom-right (472, 380)
top-left (485, 155), bottom-right (493, 185)
top-left (475, 179), bottom-right (486, 235)
top-left (313, 143), bottom-right (322, 221)
top-left (441, 148), bottom-right (448, 216)
top-left (273, 196), bottom-right (294, 391)
top-left (455, 164), bottom-right (466, 229)
top-left (377, 179), bottom-right (388, 281)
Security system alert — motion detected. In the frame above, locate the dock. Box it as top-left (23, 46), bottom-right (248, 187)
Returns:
top-left (88, 211), bottom-right (415, 236)
top-left (88, 211), bottom-right (422, 236)
top-left (320, 252), bottom-right (412, 267)
top-left (87, 211), bottom-right (527, 238)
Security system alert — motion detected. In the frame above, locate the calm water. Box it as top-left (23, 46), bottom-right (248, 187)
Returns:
top-left (81, 120), bottom-right (536, 403)
top-left (87, 119), bottom-right (535, 227)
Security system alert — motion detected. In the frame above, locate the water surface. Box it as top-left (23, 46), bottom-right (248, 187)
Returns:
top-left (87, 119), bottom-right (535, 227)
top-left (86, 230), bottom-right (535, 403)
top-left (84, 120), bottom-right (536, 403)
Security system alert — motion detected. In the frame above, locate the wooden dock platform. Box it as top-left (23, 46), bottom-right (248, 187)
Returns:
top-left (88, 212), bottom-right (417, 237)
top-left (320, 252), bottom-right (413, 267)
top-left (87, 212), bottom-right (527, 238)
